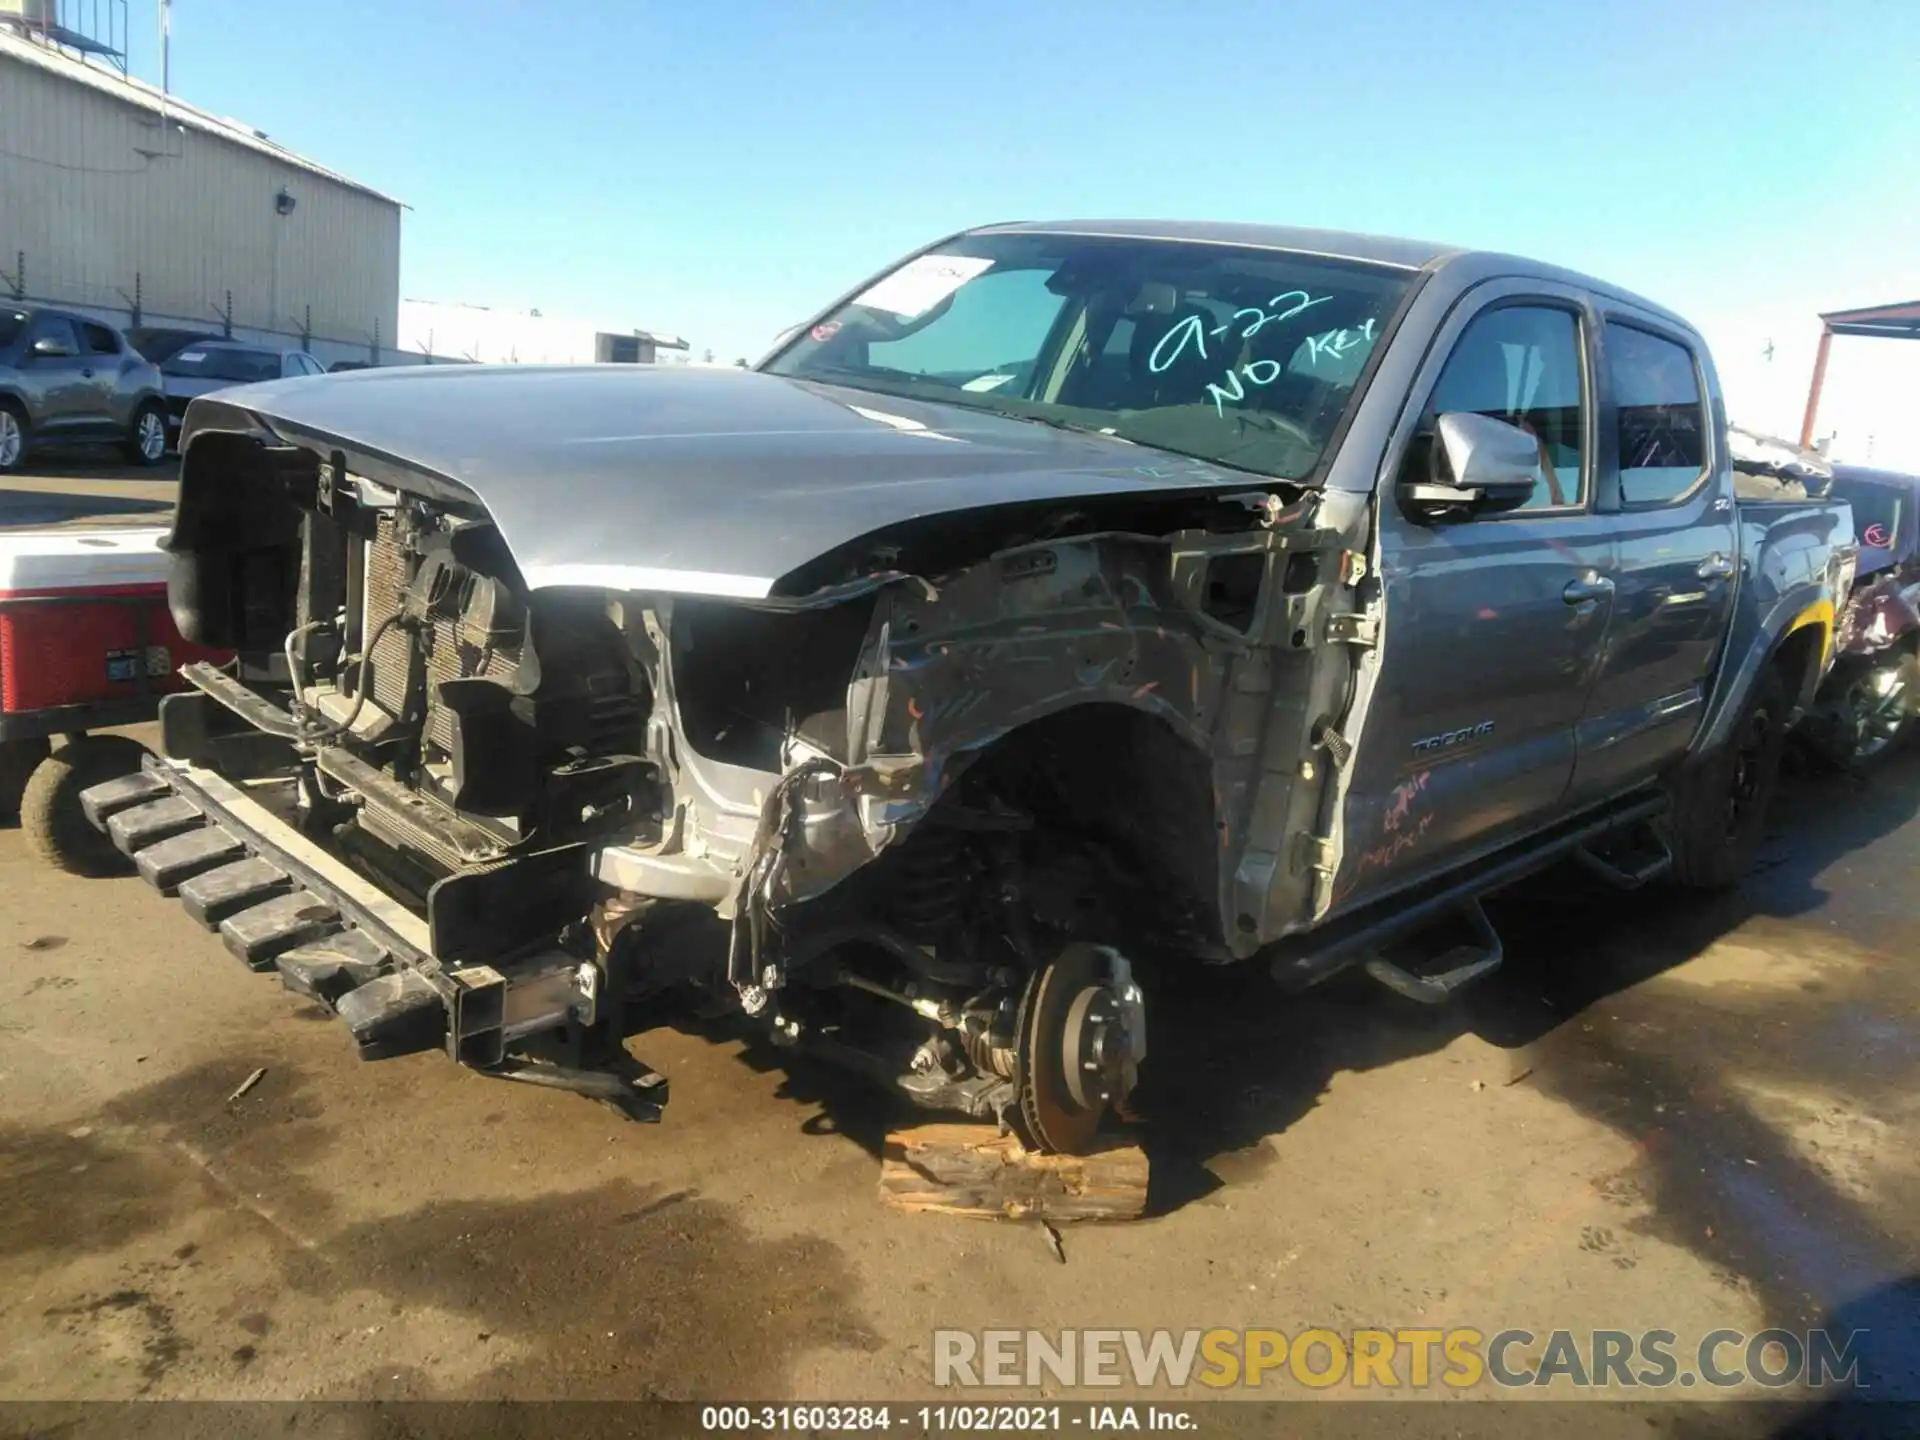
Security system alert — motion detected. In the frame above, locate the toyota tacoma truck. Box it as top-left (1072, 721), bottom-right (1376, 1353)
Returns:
top-left (73, 221), bottom-right (1854, 1153)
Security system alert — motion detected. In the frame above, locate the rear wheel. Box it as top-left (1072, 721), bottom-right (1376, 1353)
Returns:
top-left (0, 402), bottom-right (27, 474)
top-left (123, 401), bottom-right (168, 466)
top-left (1808, 651), bottom-right (1917, 772)
top-left (21, 734), bottom-right (149, 877)
top-left (1668, 666), bottom-right (1789, 889)
top-left (0, 737), bottom-right (52, 819)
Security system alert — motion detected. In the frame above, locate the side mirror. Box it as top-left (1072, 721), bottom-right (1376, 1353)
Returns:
top-left (29, 335), bottom-right (74, 359)
top-left (1401, 411), bottom-right (1541, 521)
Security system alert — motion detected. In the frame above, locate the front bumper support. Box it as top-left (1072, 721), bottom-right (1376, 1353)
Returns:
top-left (77, 755), bottom-right (665, 1119)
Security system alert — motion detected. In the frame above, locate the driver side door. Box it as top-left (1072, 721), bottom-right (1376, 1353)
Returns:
top-left (1336, 281), bottom-right (1617, 911)
top-left (20, 314), bottom-right (91, 433)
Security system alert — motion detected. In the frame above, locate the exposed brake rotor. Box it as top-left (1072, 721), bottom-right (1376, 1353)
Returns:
top-left (1011, 943), bottom-right (1140, 1155)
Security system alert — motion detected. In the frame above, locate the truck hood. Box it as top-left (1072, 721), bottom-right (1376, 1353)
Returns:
top-left (188, 365), bottom-right (1254, 599)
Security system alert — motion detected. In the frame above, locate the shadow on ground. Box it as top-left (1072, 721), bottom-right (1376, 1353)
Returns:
top-left (0, 489), bottom-right (173, 530)
top-left (678, 743), bottom-right (1920, 1331)
top-left (0, 1054), bottom-right (880, 1400)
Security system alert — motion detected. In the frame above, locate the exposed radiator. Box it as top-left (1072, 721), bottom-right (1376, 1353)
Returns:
top-left (357, 516), bottom-right (521, 756)
top-left (362, 514), bottom-right (414, 718)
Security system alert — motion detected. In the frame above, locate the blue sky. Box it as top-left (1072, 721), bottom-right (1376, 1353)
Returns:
top-left (122, 0), bottom-right (1918, 459)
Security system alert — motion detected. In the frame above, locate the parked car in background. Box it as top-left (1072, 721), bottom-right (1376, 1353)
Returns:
top-left (1804, 465), bottom-right (1920, 768)
top-left (0, 305), bottom-right (170, 473)
top-left (160, 341), bottom-right (327, 442)
top-left (126, 327), bottom-right (222, 368)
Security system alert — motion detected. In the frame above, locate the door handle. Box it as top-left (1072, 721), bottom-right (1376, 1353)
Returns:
top-left (1563, 573), bottom-right (1616, 605)
top-left (1698, 554), bottom-right (1736, 581)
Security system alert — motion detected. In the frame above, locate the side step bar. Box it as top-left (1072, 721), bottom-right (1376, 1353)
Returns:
top-left (1361, 899), bottom-right (1504, 1005)
top-left (77, 757), bottom-right (666, 1117)
top-left (1270, 790), bottom-right (1668, 998)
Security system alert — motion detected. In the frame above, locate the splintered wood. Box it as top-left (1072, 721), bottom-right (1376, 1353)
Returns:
top-left (878, 1124), bottom-right (1149, 1222)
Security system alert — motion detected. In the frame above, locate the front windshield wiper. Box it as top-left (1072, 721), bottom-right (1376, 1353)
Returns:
top-left (788, 367), bottom-right (1304, 482)
top-left (790, 367), bottom-right (1114, 443)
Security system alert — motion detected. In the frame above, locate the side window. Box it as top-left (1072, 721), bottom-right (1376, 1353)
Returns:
top-left (863, 267), bottom-right (1066, 393)
top-left (80, 323), bottom-right (121, 355)
top-left (1607, 323), bottom-right (1707, 506)
top-left (27, 315), bottom-right (81, 356)
top-left (1429, 305), bottom-right (1586, 509)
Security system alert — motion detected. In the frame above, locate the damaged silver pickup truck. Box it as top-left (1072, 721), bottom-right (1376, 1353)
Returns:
top-left (75, 221), bottom-right (1855, 1153)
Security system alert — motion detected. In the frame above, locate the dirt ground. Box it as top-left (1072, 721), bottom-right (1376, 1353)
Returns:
top-left (1, 471), bottom-right (1915, 1432)
top-left (0, 457), bottom-right (177, 531)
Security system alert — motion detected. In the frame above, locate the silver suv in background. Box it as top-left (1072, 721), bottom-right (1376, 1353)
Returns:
top-left (0, 305), bottom-right (170, 473)
top-left (160, 341), bottom-right (327, 444)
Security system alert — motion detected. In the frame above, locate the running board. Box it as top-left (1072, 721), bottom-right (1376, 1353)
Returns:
top-left (1573, 821), bottom-right (1674, 889)
top-left (1360, 899), bottom-right (1505, 1005)
top-left (1269, 789), bottom-right (1667, 993)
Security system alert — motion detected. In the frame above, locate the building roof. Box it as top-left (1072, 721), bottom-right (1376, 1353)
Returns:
top-left (1820, 300), bottom-right (1920, 340)
top-left (0, 29), bottom-right (403, 207)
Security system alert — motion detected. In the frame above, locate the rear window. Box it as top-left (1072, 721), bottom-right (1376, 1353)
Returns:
top-left (0, 310), bottom-right (25, 347)
top-left (162, 346), bottom-right (281, 383)
top-left (1833, 479), bottom-right (1905, 550)
top-left (1607, 323), bottom-right (1708, 506)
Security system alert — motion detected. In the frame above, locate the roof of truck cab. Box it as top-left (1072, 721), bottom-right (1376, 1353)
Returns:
top-left (974, 220), bottom-right (1695, 331)
top-left (975, 219), bottom-right (1461, 270)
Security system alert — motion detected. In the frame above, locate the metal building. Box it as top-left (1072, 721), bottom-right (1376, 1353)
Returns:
top-left (0, 7), bottom-right (400, 368)
top-left (398, 298), bottom-right (688, 367)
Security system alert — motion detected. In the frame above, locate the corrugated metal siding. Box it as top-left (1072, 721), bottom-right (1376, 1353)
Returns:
top-left (0, 52), bottom-right (399, 352)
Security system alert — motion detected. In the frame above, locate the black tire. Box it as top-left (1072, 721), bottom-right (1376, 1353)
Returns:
top-left (0, 737), bottom-right (52, 819)
top-left (122, 399), bottom-right (169, 467)
top-left (0, 399), bottom-right (28, 475)
top-left (1668, 665), bottom-right (1790, 889)
top-left (20, 734), bottom-right (149, 877)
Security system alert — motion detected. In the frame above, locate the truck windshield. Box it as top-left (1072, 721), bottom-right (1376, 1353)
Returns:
top-left (762, 232), bottom-right (1413, 481)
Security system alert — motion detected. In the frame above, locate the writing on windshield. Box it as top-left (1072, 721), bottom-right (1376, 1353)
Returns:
top-left (763, 232), bottom-right (1410, 482)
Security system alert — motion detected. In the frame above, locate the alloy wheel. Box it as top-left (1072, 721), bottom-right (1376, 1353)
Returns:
top-left (137, 410), bottom-right (167, 461)
top-left (1841, 666), bottom-right (1908, 763)
top-left (0, 410), bottom-right (21, 468)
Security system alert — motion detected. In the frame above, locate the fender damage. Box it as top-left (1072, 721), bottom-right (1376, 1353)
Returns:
top-left (90, 365), bottom-right (1375, 1149)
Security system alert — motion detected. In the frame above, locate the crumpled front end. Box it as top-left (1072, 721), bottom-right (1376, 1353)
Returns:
top-left (91, 406), bottom-right (1372, 1151)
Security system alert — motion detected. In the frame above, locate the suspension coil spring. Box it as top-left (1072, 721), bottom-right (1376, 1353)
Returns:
top-left (889, 823), bottom-right (972, 943)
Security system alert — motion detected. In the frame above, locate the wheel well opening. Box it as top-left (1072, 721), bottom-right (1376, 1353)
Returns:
top-left (950, 703), bottom-right (1223, 952)
top-left (1770, 622), bottom-right (1827, 713)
